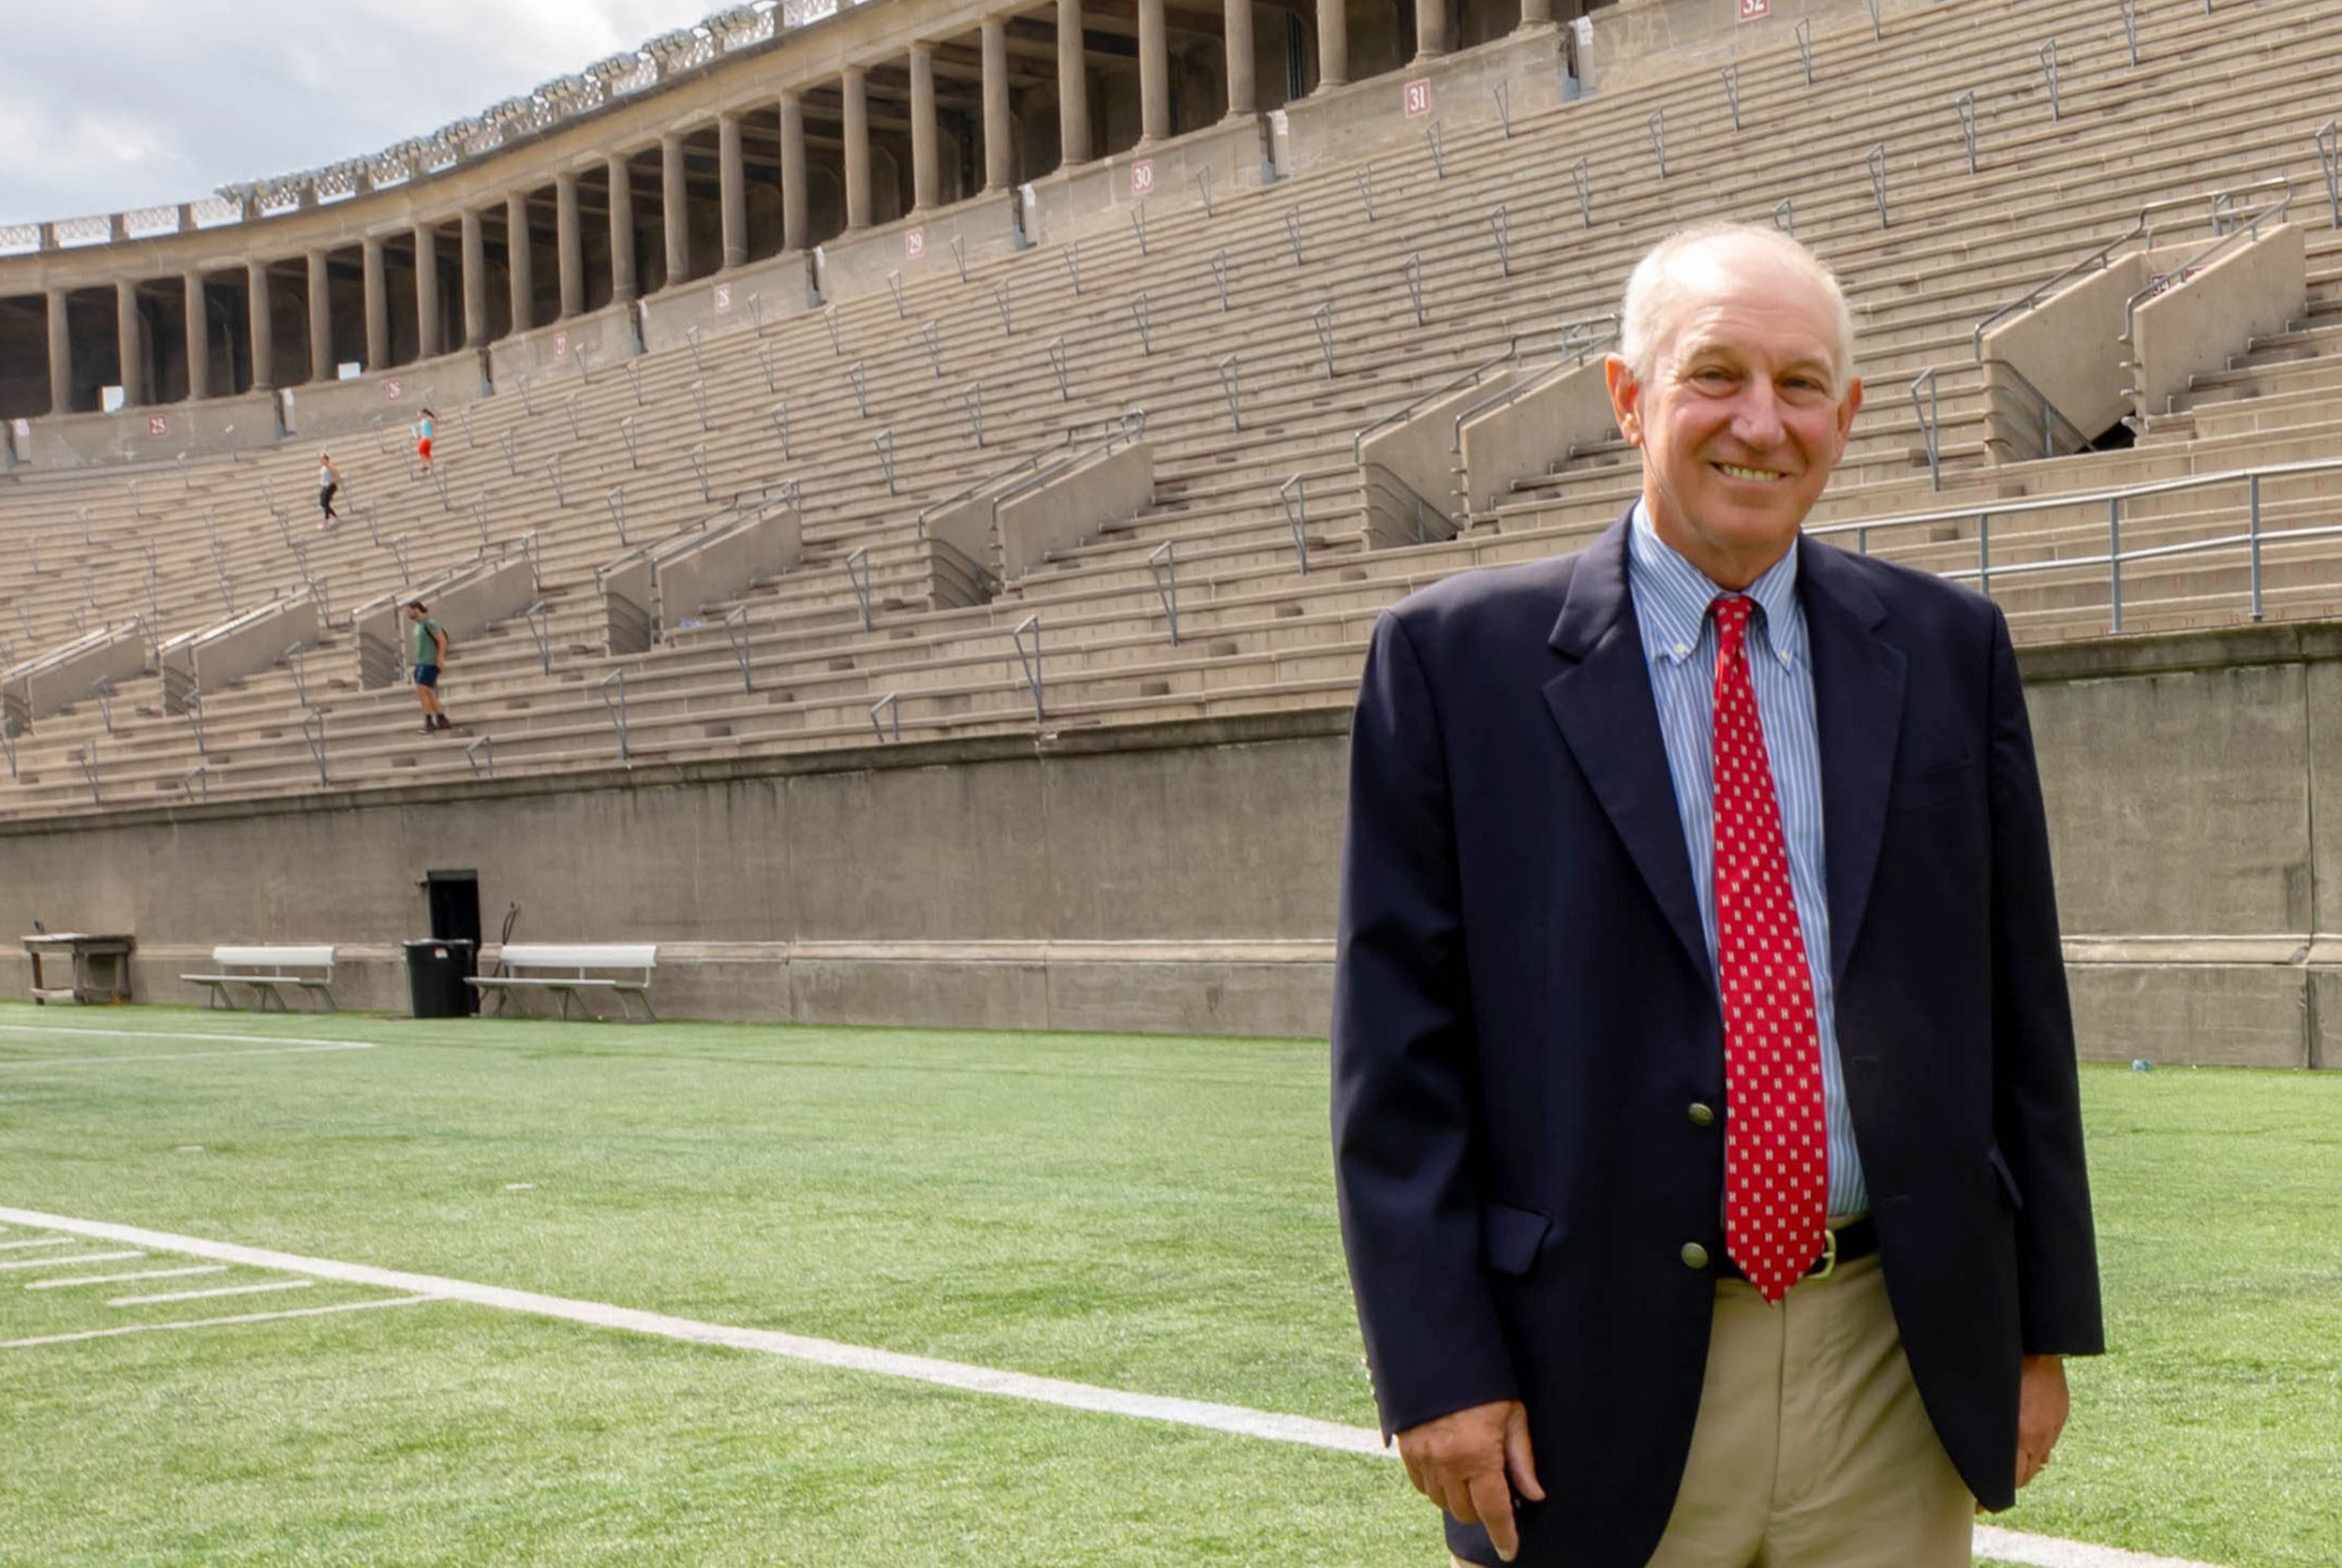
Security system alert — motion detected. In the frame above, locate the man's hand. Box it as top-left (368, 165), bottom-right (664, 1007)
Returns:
top-left (2015, 1354), bottom-right (2069, 1490)
top-left (1396, 1399), bottom-right (1545, 1562)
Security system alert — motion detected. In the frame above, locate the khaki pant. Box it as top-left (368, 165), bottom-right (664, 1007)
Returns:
top-left (1454, 1252), bottom-right (1973, 1568)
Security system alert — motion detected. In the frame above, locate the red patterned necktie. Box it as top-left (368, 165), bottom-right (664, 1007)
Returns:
top-left (1710, 595), bottom-right (1828, 1305)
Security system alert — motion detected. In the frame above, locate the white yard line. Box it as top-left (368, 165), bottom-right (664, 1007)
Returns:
top-left (0, 1237), bottom-right (72, 1250)
top-left (0, 1043), bottom-right (377, 1070)
top-left (29, 1265), bottom-right (229, 1290)
top-left (0, 1206), bottom-right (2229, 1568)
top-left (110, 1280), bottom-right (316, 1307)
top-left (1, 1294), bottom-right (433, 1349)
top-left (0, 1250), bottom-right (143, 1271)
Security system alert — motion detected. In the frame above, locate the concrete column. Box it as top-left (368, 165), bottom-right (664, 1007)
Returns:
top-left (306, 250), bottom-right (333, 383)
top-left (461, 210), bottom-right (488, 347)
top-left (842, 67), bottom-right (872, 231)
top-left (114, 280), bottom-right (142, 407)
top-left (779, 91), bottom-right (809, 252)
top-left (414, 224), bottom-right (440, 358)
top-left (608, 155), bottom-right (637, 303)
top-left (363, 238), bottom-right (389, 369)
top-left (981, 18), bottom-right (1014, 191)
top-left (660, 131), bottom-right (689, 286)
top-left (507, 192), bottom-right (535, 333)
top-left (1317, 0), bottom-right (1348, 88)
top-left (247, 260), bottom-right (275, 391)
top-left (719, 114), bottom-right (748, 270)
top-left (1138, 0), bottom-right (1170, 142)
top-left (1057, 0), bottom-right (1091, 165)
top-left (1519, 0), bottom-right (1553, 25)
top-left (1223, 0), bottom-right (1257, 118)
top-left (183, 273), bottom-right (210, 401)
top-left (1415, 0), bottom-right (1446, 58)
top-left (910, 43), bottom-right (940, 212)
top-left (556, 173), bottom-right (584, 318)
top-left (45, 289), bottom-right (70, 415)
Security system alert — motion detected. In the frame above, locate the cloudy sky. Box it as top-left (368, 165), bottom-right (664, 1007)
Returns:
top-left (0, 0), bottom-right (721, 226)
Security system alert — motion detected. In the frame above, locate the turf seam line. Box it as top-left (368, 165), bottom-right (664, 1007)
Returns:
top-left (0, 1209), bottom-right (2232, 1568)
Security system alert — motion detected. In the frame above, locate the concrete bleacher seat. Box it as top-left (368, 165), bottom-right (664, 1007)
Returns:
top-left (10, 0), bottom-right (2342, 816)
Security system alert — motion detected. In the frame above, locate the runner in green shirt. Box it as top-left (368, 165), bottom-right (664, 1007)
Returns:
top-left (404, 600), bottom-right (454, 734)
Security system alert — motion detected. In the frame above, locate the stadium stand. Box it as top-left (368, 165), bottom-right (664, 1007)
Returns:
top-left (5, 0), bottom-right (2342, 1058)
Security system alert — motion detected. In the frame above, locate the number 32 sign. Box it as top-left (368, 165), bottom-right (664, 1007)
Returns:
top-left (1739, 0), bottom-right (1771, 19)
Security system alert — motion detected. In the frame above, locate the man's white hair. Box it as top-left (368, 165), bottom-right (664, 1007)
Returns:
top-left (1616, 222), bottom-right (1858, 390)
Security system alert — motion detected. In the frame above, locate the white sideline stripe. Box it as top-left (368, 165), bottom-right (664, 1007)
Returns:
top-left (0, 1206), bottom-right (1385, 1456)
top-left (1973, 1527), bottom-right (2230, 1568)
top-left (0, 1250), bottom-right (142, 1271)
top-left (110, 1280), bottom-right (316, 1307)
top-left (0, 1025), bottom-right (378, 1049)
top-left (0, 1209), bottom-right (2230, 1568)
top-left (0, 1237), bottom-right (72, 1250)
top-left (1, 1294), bottom-right (433, 1349)
top-left (0, 1043), bottom-right (377, 1070)
top-left (30, 1265), bottom-right (229, 1290)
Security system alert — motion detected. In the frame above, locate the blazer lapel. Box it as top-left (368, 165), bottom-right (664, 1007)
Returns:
top-left (1542, 519), bottom-right (1712, 988)
top-left (1798, 536), bottom-right (1906, 985)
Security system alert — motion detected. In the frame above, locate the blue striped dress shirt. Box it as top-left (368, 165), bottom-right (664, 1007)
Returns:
top-left (1625, 503), bottom-right (1868, 1219)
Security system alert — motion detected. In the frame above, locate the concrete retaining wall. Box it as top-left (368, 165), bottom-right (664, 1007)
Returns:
top-left (997, 442), bottom-right (1153, 579)
top-left (3, 623), bottom-right (2340, 1066)
top-left (2132, 223), bottom-right (2305, 421)
top-left (1459, 357), bottom-right (1614, 515)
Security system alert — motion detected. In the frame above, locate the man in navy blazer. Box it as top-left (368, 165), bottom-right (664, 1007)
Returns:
top-left (1332, 226), bottom-right (2103, 1567)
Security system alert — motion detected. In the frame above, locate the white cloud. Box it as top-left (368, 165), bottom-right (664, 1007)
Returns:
top-left (0, 0), bottom-right (719, 225)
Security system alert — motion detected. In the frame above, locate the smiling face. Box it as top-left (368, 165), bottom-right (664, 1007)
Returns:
top-left (1606, 238), bottom-right (1862, 589)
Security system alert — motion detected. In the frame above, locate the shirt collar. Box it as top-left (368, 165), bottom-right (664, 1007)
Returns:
top-left (1626, 498), bottom-right (1805, 667)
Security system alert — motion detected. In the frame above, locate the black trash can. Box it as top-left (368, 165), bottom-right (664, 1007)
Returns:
top-left (403, 939), bottom-right (477, 1018)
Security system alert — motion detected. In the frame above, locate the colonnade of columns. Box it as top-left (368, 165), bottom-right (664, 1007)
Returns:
top-left (18, 0), bottom-right (1557, 417)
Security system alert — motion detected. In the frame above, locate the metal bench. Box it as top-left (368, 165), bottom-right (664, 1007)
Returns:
top-left (467, 942), bottom-right (658, 1023)
top-left (181, 945), bottom-right (337, 1012)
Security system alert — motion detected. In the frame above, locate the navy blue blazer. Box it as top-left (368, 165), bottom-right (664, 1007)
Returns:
top-left (1331, 517), bottom-right (2103, 1568)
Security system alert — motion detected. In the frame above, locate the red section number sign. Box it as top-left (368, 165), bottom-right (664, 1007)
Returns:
top-left (905, 227), bottom-right (926, 259)
top-left (1739, 0), bottom-right (1771, 20)
top-left (714, 282), bottom-right (733, 314)
top-left (1403, 79), bottom-right (1432, 117)
top-left (146, 416), bottom-right (168, 437)
top-left (385, 377), bottom-right (404, 401)
top-left (1131, 159), bottom-right (1156, 198)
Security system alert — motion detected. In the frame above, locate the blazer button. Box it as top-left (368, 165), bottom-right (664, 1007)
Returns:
top-left (1687, 1102), bottom-right (1716, 1128)
top-left (1681, 1242), bottom-right (1710, 1269)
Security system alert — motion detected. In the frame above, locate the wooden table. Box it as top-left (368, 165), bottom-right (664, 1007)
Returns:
top-left (22, 933), bottom-right (136, 1005)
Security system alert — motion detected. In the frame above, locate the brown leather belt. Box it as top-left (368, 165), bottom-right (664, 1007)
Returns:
top-left (1716, 1216), bottom-right (1877, 1284)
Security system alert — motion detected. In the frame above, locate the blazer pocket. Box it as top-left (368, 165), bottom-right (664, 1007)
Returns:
top-left (1480, 1202), bottom-right (1557, 1277)
top-left (1894, 757), bottom-right (1978, 815)
top-left (1986, 1145), bottom-right (2025, 1212)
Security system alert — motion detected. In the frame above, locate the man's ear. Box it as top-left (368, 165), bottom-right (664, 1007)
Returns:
top-left (1605, 356), bottom-right (1643, 448)
top-left (1834, 377), bottom-right (1864, 455)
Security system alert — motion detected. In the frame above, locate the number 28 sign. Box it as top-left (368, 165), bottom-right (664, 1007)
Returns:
top-left (1739, 0), bottom-right (1771, 19)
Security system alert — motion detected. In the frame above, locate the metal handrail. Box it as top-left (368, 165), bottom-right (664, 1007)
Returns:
top-left (845, 546), bottom-right (873, 630)
top-left (725, 604), bottom-right (752, 692)
top-left (1278, 475), bottom-right (1311, 574)
top-left (1148, 540), bottom-right (1179, 646)
top-left (467, 734), bottom-right (494, 778)
top-left (301, 707), bottom-right (326, 787)
top-left (2122, 180), bottom-right (2296, 346)
top-left (1361, 461), bottom-right (1459, 546)
top-left (1446, 319), bottom-right (1622, 453)
top-left (869, 692), bottom-right (900, 743)
top-left (1972, 178), bottom-right (2295, 355)
top-left (914, 410), bottom-right (1146, 531)
top-left (1910, 368), bottom-right (1942, 492)
top-left (1977, 357), bottom-right (2093, 460)
top-left (600, 670), bottom-right (630, 761)
top-left (1354, 339), bottom-right (1520, 461)
top-left (1011, 614), bottom-right (1044, 727)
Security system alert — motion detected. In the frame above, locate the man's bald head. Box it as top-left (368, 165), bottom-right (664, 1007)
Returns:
top-left (1618, 224), bottom-right (1857, 392)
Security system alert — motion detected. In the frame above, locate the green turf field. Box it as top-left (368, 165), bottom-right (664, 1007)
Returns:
top-left (0, 1003), bottom-right (2335, 1566)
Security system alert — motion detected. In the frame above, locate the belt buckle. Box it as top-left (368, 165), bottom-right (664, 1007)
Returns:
top-left (1809, 1225), bottom-right (1839, 1282)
